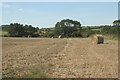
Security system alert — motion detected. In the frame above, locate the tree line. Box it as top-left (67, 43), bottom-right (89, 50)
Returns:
top-left (1, 19), bottom-right (120, 38)
top-left (2, 23), bottom-right (39, 37)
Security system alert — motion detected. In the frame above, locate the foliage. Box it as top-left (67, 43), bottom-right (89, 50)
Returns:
top-left (113, 19), bottom-right (120, 26)
top-left (81, 27), bottom-right (96, 38)
top-left (2, 23), bottom-right (39, 37)
top-left (101, 25), bottom-right (118, 35)
top-left (1, 19), bottom-right (120, 38)
top-left (54, 19), bottom-right (82, 37)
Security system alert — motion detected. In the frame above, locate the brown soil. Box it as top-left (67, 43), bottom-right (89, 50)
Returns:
top-left (2, 37), bottom-right (118, 78)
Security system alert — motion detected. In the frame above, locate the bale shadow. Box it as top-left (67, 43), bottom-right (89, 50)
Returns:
top-left (104, 42), bottom-right (116, 45)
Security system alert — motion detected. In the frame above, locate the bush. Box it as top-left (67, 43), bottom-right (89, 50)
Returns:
top-left (81, 28), bottom-right (95, 38)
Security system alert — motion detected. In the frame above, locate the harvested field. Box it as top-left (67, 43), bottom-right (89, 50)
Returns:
top-left (2, 37), bottom-right (118, 78)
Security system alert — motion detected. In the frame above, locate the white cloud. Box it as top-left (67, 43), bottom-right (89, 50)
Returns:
top-left (18, 8), bottom-right (23, 11)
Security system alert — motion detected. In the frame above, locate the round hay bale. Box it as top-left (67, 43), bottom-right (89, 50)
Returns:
top-left (91, 34), bottom-right (104, 44)
top-left (51, 37), bottom-right (54, 38)
top-left (58, 35), bottom-right (62, 38)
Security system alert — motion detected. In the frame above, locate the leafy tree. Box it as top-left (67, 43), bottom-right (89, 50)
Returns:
top-left (47, 31), bottom-right (54, 37)
top-left (2, 23), bottom-right (39, 37)
top-left (54, 19), bottom-right (82, 37)
top-left (113, 19), bottom-right (120, 26)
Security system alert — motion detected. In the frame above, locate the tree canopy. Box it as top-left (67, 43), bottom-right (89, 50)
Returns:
top-left (55, 19), bottom-right (81, 28)
top-left (2, 23), bottom-right (39, 37)
top-left (113, 19), bottom-right (120, 26)
top-left (54, 19), bottom-right (82, 37)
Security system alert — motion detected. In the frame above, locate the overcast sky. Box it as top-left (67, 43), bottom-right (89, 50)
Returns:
top-left (1, 2), bottom-right (118, 28)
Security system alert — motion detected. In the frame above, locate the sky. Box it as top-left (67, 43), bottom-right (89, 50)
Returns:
top-left (1, 0), bottom-right (120, 2)
top-left (1, 2), bottom-right (118, 28)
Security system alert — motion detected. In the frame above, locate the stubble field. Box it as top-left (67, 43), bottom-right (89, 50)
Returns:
top-left (2, 37), bottom-right (118, 78)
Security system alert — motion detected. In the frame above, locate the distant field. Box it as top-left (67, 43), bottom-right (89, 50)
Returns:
top-left (91, 28), bottom-right (101, 31)
top-left (2, 37), bottom-right (118, 78)
top-left (0, 31), bottom-right (8, 36)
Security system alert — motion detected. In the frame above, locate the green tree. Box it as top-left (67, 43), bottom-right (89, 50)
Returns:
top-left (54, 19), bottom-right (82, 37)
top-left (113, 20), bottom-right (120, 26)
top-left (2, 23), bottom-right (39, 37)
